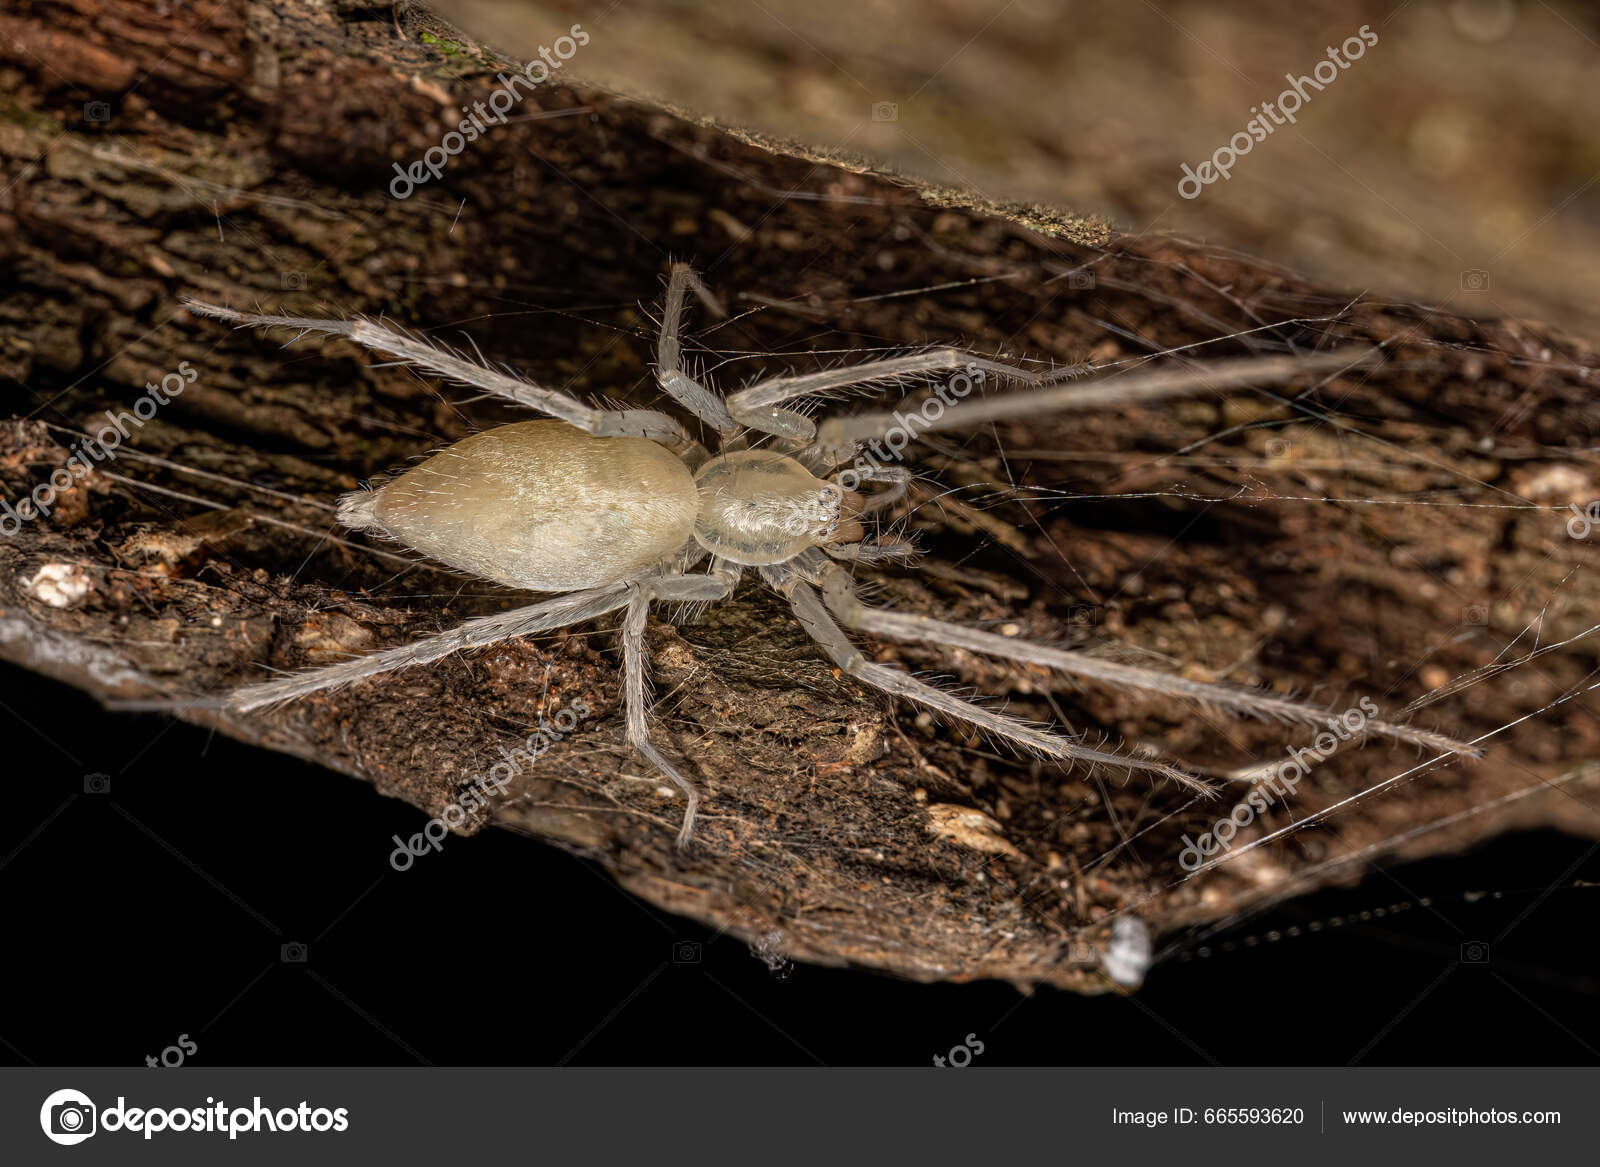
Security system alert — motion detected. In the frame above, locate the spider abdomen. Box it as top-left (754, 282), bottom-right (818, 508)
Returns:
top-left (338, 420), bottom-right (699, 591)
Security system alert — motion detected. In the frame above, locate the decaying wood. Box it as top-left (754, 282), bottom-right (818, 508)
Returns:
top-left (3, 0), bottom-right (1599, 990)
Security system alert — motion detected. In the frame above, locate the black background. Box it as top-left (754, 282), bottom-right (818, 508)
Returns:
top-left (3, 659), bottom-right (1595, 1068)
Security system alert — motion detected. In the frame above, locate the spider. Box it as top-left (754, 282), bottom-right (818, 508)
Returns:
top-left (185, 264), bottom-right (1474, 849)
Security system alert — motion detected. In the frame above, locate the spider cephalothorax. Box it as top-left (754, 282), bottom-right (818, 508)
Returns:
top-left (693, 451), bottom-right (865, 563)
top-left (188, 264), bottom-right (1477, 849)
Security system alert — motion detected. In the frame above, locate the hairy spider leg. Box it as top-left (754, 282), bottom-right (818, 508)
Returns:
top-left (759, 560), bottom-right (1213, 793)
top-left (622, 560), bottom-right (743, 848)
top-left (182, 299), bottom-right (703, 459)
top-left (791, 549), bottom-right (1479, 760)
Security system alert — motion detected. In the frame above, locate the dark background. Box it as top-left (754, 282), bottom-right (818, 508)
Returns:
top-left (4, 660), bottom-right (1595, 1067)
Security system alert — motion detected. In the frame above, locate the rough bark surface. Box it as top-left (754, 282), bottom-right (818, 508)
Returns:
top-left (3, 0), bottom-right (1599, 990)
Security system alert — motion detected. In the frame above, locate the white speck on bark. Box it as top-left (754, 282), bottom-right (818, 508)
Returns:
top-left (23, 563), bottom-right (93, 608)
top-left (1102, 916), bottom-right (1153, 987)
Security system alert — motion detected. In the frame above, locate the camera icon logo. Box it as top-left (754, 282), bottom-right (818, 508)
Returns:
top-left (281, 272), bottom-right (307, 291)
top-left (83, 772), bottom-right (111, 794)
top-left (281, 942), bottom-right (308, 963)
top-left (83, 101), bottom-right (111, 123)
top-left (1460, 269), bottom-right (1491, 291)
top-left (40, 1088), bottom-right (97, 1145)
top-left (671, 940), bottom-right (701, 965)
top-left (1064, 270), bottom-right (1095, 290)
top-left (1462, 604), bottom-right (1488, 626)
top-left (871, 101), bottom-right (899, 122)
top-left (1460, 940), bottom-right (1490, 964)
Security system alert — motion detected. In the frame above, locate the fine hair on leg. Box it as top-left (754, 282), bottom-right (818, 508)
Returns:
top-left (654, 263), bottom-right (736, 434)
top-left (622, 589), bottom-right (701, 850)
top-left (806, 347), bottom-right (1378, 465)
top-left (622, 564), bottom-right (743, 848)
top-left (760, 562), bottom-right (1211, 794)
top-left (726, 347), bottom-right (1053, 442)
top-left (183, 299), bottom-right (698, 455)
top-left (800, 551), bottom-right (1478, 759)
top-left (227, 584), bottom-right (636, 712)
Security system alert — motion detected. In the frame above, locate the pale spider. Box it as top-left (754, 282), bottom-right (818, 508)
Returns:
top-left (186, 265), bottom-right (1475, 848)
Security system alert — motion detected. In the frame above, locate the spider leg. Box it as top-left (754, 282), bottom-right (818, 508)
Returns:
top-left (622, 561), bottom-right (743, 849)
top-left (726, 348), bottom-right (1049, 443)
top-left (228, 563), bottom-right (739, 849)
top-left (654, 263), bottom-right (737, 436)
top-left (836, 463), bottom-right (912, 514)
top-left (759, 562), bottom-right (1211, 794)
top-left (227, 584), bottom-right (636, 711)
top-left (805, 347), bottom-right (1377, 466)
top-left (183, 299), bottom-right (700, 458)
top-left (799, 551), bottom-right (1479, 759)
top-left (822, 540), bottom-right (919, 564)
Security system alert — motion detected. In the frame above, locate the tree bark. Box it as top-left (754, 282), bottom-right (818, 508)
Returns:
top-left (3, 0), bottom-right (1598, 990)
